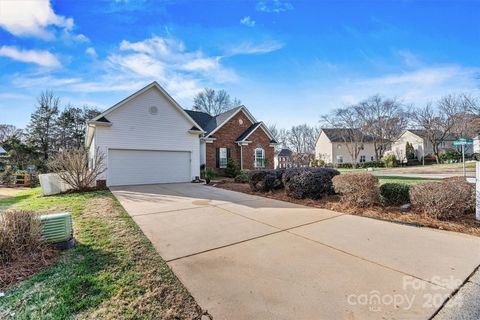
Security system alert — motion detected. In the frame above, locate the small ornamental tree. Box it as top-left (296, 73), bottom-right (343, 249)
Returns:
top-left (405, 142), bottom-right (415, 160)
top-left (48, 147), bottom-right (105, 191)
top-left (224, 158), bottom-right (240, 178)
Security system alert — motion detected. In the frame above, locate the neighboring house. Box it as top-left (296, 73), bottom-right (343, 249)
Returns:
top-left (390, 129), bottom-right (461, 161)
top-left (276, 148), bottom-right (293, 168)
top-left (0, 146), bottom-right (6, 157)
top-left (314, 128), bottom-right (377, 165)
top-left (186, 106), bottom-right (276, 173)
top-left (0, 146), bottom-right (7, 171)
top-left (86, 82), bottom-right (276, 187)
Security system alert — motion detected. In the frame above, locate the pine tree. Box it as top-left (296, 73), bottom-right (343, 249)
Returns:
top-left (27, 91), bottom-right (59, 160)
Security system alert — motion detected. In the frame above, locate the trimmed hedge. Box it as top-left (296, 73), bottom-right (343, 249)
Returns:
top-left (332, 173), bottom-right (380, 207)
top-left (248, 169), bottom-right (284, 192)
top-left (380, 183), bottom-right (410, 206)
top-left (410, 177), bottom-right (475, 219)
top-left (282, 167), bottom-right (340, 199)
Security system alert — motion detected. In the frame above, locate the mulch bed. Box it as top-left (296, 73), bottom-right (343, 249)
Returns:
top-left (213, 181), bottom-right (480, 237)
top-left (0, 247), bottom-right (59, 290)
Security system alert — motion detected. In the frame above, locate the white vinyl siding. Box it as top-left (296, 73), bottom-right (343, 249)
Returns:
top-left (92, 86), bottom-right (200, 185)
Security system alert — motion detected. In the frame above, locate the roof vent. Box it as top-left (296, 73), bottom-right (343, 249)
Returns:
top-left (149, 106), bottom-right (158, 115)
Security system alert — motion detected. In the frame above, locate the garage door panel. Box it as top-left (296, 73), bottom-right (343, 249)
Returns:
top-left (108, 149), bottom-right (190, 186)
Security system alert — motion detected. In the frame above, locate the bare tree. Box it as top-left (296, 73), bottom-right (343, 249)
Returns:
top-left (287, 124), bottom-right (317, 154)
top-left (356, 95), bottom-right (408, 160)
top-left (321, 106), bottom-right (366, 168)
top-left (48, 147), bottom-right (106, 191)
top-left (192, 88), bottom-right (241, 116)
top-left (0, 124), bottom-right (22, 144)
top-left (410, 95), bottom-right (460, 163)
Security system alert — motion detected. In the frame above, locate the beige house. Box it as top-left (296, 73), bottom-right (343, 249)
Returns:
top-left (390, 129), bottom-right (460, 161)
top-left (315, 128), bottom-right (377, 165)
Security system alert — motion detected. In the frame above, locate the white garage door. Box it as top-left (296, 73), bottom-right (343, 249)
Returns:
top-left (108, 149), bottom-right (191, 186)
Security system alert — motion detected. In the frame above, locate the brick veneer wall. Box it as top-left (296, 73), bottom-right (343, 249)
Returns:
top-left (205, 110), bottom-right (274, 173)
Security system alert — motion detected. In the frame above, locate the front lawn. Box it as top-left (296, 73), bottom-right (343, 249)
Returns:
top-left (0, 188), bottom-right (203, 319)
top-left (377, 176), bottom-right (438, 185)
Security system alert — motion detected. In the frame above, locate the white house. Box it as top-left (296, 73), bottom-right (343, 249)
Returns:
top-left (390, 129), bottom-right (460, 161)
top-left (86, 82), bottom-right (204, 187)
top-left (315, 128), bottom-right (377, 165)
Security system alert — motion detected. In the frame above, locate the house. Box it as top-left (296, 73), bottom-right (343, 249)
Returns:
top-left (276, 148), bottom-right (293, 168)
top-left (186, 106), bottom-right (276, 174)
top-left (314, 128), bottom-right (377, 165)
top-left (86, 82), bottom-right (276, 187)
top-left (0, 146), bottom-right (6, 157)
top-left (390, 129), bottom-right (461, 161)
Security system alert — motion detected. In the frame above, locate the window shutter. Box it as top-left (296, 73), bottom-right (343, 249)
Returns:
top-left (216, 148), bottom-right (220, 168)
top-left (227, 148), bottom-right (231, 160)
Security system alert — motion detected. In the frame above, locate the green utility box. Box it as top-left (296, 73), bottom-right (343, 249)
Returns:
top-left (40, 212), bottom-right (74, 249)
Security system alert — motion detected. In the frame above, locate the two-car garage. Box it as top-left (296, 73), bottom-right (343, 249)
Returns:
top-left (107, 149), bottom-right (192, 187)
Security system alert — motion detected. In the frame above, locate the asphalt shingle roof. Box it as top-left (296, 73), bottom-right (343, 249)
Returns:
top-left (321, 128), bottom-right (376, 142)
top-left (278, 148), bottom-right (293, 157)
top-left (236, 122), bottom-right (262, 141)
top-left (184, 106), bottom-right (243, 135)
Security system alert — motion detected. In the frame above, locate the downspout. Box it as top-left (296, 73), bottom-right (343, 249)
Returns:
top-left (239, 143), bottom-right (243, 170)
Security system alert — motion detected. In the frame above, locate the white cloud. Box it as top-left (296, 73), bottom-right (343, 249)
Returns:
top-left (86, 47), bottom-right (97, 57)
top-left (240, 16), bottom-right (256, 27)
top-left (72, 33), bottom-right (89, 43)
top-left (0, 0), bottom-right (74, 40)
top-left (0, 45), bottom-right (61, 68)
top-left (226, 40), bottom-right (284, 56)
top-left (256, 0), bottom-right (293, 13)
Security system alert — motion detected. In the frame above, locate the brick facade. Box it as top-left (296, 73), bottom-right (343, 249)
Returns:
top-left (205, 110), bottom-right (274, 173)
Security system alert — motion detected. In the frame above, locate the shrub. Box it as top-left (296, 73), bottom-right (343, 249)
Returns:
top-left (249, 169), bottom-right (283, 192)
top-left (234, 170), bottom-right (250, 183)
top-left (357, 161), bottom-right (384, 169)
top-left (310, 159), bottom-right (325, 167)
top-left (409, 177), bottom-right (475, 220)
top-left (382, 152), bottom-right (397, 168)
top-left (224, 158), bottom-right (240, 178)
top-left (439, 149), bottom-right (461, 163)
top-left (204, 168), bottom-right (216, 184)
top-left (0, 166), bottom-right (15, 186)
top-left (380, 183), bottom-right (410, 206)
top-left (48, 147), bottom-right (105, 191)
top-left (282, 167), bottom-right (340, 199)
top-left (336, 163), bottom-right (353, 169)
top-left (332, 173), bottom-right (380, 207)
top-left (0, 210), bottom-right (44, 264)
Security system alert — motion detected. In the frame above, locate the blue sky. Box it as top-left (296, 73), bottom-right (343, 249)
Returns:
top-left (1, 0), bottom-right (479, 129)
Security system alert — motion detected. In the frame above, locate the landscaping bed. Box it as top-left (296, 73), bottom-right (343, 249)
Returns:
top-left (213, 175), bottom-right (480, 237)
top-left (0, 188), bottom-right (204, 320)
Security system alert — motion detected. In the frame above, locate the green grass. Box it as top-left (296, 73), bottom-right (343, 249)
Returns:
top-left (377, 176), bottom-right (438, 185)
top-left (0, 188), bottom-right (201, 319)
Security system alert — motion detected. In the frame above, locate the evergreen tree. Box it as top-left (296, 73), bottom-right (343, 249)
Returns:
top-left (27, 91), bottom-right (59, 160)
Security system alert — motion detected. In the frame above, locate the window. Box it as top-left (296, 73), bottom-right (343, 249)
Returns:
top-left (219, 148), bottom-right (228, 168)
top-left (336, 155), bottom-right (343, 163)
top-left (337, 144), bottom-right (342, 149)
top-left (360, 155), bottom-right (366, 163)
top-left (371, 156), bottom-right (374, 161)
top-left (255, 148), bottom-right (265, 168)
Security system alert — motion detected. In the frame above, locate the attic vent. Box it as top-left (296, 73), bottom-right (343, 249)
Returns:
top-left (149, 106), bottom-right (158, 115)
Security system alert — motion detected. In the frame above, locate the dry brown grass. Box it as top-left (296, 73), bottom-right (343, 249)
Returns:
top-left (215, 181), bottom-right (480, 237)
top-left (0, 210), bottom-right (58, 289)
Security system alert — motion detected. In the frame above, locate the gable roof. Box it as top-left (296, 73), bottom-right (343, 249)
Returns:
top-left (235, 122), bottom-right (277, 143)
top-left (89, 81), bottom-right (203, 131)
top-left (185, 105), bottom-right (258, 136)
top-left (278, 148), bottom-right (293, 157)
top-left (406, 129), bottom-right (457, 141)
top-left (321, 128), bottom-right (376, 143)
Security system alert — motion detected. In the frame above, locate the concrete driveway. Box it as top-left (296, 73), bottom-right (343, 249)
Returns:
top-left (111, 183), bottom-right (480, 320)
